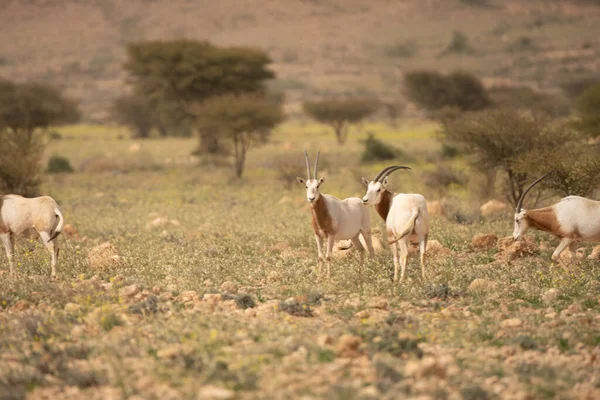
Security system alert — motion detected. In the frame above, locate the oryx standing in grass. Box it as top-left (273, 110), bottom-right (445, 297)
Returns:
top-left (361, 166), bottom-right (429, 283)
top-left (512, 172), bottom-right (600, 269)
top-left (1, 194), bottom-right (64, 277)
top-left (297, 150), bottom-right (374, 276)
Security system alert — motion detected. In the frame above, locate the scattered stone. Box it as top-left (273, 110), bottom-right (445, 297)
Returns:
top-left (128, 143), bottom-right (141, 152)
top-left (468, 278), bottom-right (497, 293)
top-left (267, 271), bottom-right (282, 283)
top-left (336, 334), bottom-right (363, 358)
top-left (471, 233), bottom-right (498, 250)
top-left (220, 281), bottom-right (238, 294)
top-left (128, 295), bottom-right (158, 315)
top-left (367, 297), bottom-right (388, 310)
top-left (88, 242), bottom-right (121, 270)
top-left (152, 286), bottom-right (163, 295)
top-left (179, 290), bottom-right (198, 303)
top-left (497, 237), bottom-right (538, 261)
top-left (63, 224), bottom-right (80, 240)
top-left (355, 310), bottom-right (370, 319)
top-left (157, 345), bottom-right (182, 359)
top-left (500, 318), bottom-right (523, 328)
top-left (480, 199), bottom-right (509, 217)
top-left (404, 357), bottom-right (446, 378)
top-left (12, 299), bottom-right (33, 311)
top-left (588, 245), bottom-right (600, 260)
top-left (196, 385), bottom-right (235, 400)
top-left (317, 334), bottom-right (333, 347)
top-left (344, 297), bottom-right (361, 308)
top-left (427, 200), bottom-right (446, 217)
top-left (203, 293), bottom-right (223, 304)
top-left (119, 284), bottom-right (140, 298)
top-left (64, 303), bottom-right (81, 313)
top-left (542, 288), bottom-right (560, 305)
top-left (426, 240), bottom-right (452, 255)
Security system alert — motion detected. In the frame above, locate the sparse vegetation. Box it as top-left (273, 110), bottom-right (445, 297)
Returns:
top-left (404, 71), bottom-right (491, 115)
top-left (575, 83), bottom-right (600, 138)
top-left (361, 133), bottom-right (401, 163)
top-left (304, 98), bottom-right (379, 145)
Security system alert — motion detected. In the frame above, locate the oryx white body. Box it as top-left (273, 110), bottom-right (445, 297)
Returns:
top-left (298, 151), bottom-right (374, 277)
top-left (362, 167), bottom-right (430, 283)
top-left (514, 195), bottom-right (600, 267)
top-left (0, 194), bottom-right (64, 277)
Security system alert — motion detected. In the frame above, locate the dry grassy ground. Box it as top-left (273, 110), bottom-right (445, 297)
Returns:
top-left (1, 0), bottom-right (600, 120)
top-left (1, 122), bottom-right (600, 399)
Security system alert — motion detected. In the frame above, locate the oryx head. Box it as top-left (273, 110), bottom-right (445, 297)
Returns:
top-left (361, 165), bottom-right (411, 205)
top-left (297, 150), bottom-right (324, 205)
top-left (512, 171), bottom-right (554, 241)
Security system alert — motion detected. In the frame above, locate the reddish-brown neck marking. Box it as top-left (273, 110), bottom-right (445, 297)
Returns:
top-left (526, 207), bottom-right (565, 237)
top-left (375, 190), bottom-right (393, 221)
top-left (310, 195), bottom-right (334, 238)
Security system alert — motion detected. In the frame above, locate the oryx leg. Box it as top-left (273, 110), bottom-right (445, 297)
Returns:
top-left (360, 230), bottom-right (375, 257)
top-left (551, 237), bottom-right (573, 272)
top-left (314, 234), bottom-right (324, 274)
top-left (1, 233), bottom-right (15, 276)
top-left (568, 241), bottom-right (578, 266)
top-left (39, 231), bottom-right (58, 278)
top-left (398, 239), bottom-right (409, 283)
top-left (419, 234), bottom-right (428, 280)
top-left (351, 234), bottom-right (365, 265)
top-left (326, 235), bottom-right (335, 277)
top-left (390, 237), bottom-right (400, 283)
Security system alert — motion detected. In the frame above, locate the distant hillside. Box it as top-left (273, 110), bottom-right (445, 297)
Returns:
top-left (1, 0), bottom-right (599, 121)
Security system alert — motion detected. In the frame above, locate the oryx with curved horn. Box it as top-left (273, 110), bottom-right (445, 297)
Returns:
top-left (512, 172), bottom-right (600, 268)
top-left (361, 166), bottom-right (430, 283)
top-left (297, 150), bottom-right (374, 277)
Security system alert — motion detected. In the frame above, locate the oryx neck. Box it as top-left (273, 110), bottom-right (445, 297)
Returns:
top-left (375, 190), bottom-right (393, 221)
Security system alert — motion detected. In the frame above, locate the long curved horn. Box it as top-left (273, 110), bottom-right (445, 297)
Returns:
top-left (304, 150), bottom-right (311, 179)
top-left (313, 151), bottom-right (320, 179)
top-left (379, 165), bottom-right (411, 182)
top-left (515, 171), bottom-right (555, 212)
top-left (374, 166), bottom-right (398, 182)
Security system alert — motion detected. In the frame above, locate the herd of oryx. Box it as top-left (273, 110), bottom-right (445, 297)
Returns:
top-left (1, 151), bottom-right (600, 280)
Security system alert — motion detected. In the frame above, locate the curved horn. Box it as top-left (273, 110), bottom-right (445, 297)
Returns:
top-left (379, 165), bottom-right (412, 182)
top-left (373, 166), bottom-right (398, 182)
top-left (515, 171), bottom-right (555, 212)
top-left (313, 151), bottom-right (320, 179)
top-left (304, 150), bottom-right (311, 179)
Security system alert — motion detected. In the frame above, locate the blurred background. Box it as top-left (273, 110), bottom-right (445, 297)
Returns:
top-left (1, 0), bottom-right (600, 217)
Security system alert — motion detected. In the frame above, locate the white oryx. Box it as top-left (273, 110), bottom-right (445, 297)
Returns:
top-left (361, 166), bottom-right (430, 283)
top-left (297, 150), bottom-right (374, 276)
top-left (512, 172), bottom-right (600, 269)
top-left (0, 194), bottom-right (64, 277)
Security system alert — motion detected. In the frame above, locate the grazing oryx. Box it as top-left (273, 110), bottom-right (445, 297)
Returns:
top-left (512, 172), bottom-right (600, 269)
top-left (1, 194), bottom-right (64, 277)
top-left (361, 166), bottom-right (430, 283)
top-left (297, 150), bottom-right (374, 276)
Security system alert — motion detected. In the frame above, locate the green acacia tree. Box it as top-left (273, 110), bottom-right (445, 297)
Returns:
top-left (303, 98), bottom-right (379, 145)
top-left (122, 40), bottom-right (275, 151)
top-left (0, 79), bottom-right (79, 195)
top-left (193, 94), bottom-right (284, 177)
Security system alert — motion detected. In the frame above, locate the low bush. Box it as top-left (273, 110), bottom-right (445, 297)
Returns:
top-left (47, 155), bottom-right (74, 174)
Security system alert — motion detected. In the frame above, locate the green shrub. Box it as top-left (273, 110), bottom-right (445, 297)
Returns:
top-left (575, 83), bottom-right (600, 137)
top-left (404, 70), bottom-right (491, 114)
top-left (488, 86), bottom-right (571, 117)
top-left (361, 133), bottom-right (399, 162)
top-left (47, 155), bottom-right (74, 174)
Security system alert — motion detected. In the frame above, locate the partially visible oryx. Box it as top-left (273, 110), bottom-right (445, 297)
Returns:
top-left (1, 194), bottom-right (64, 277)
top-left (361, 166), bottom-right (430, 283)
top-left (512, 172), bottom-right (600, 268)
top-left (297, 150), bottom-right (374, 276)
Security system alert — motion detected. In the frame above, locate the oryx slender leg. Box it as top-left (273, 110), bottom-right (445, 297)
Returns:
top-left (419, 234), bottom-right (428, 280)
top-left (39, 231), bottom-right (58, 278)
top-left (568, 241), bottom-right (578, 265)
top-left (326, 235), bottom-right (335, 277)
top-left (360, 230), bottom-right (375, 257)
top-left (398, 239), bottom-right (409, 283)
top-left (350, 234), bottom-right (365, 265)
top-left (1, 233), bottom-right (15, 276)
top-left (391, 238), bottom-right (400, 283)
top-left (551, 237), bottom-right (573, 272)
top-left (314, 234), bottom-right (324, 274)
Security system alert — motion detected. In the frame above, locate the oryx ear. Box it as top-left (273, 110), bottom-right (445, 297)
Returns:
top-left (382, 176), bottom-right (389, 187)
top-left (318, 177), bottom-right (325, 184)
top-left (296, 177), bottom-right (306, 185)
top-left (361, 177), bottom-right (370, 187)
